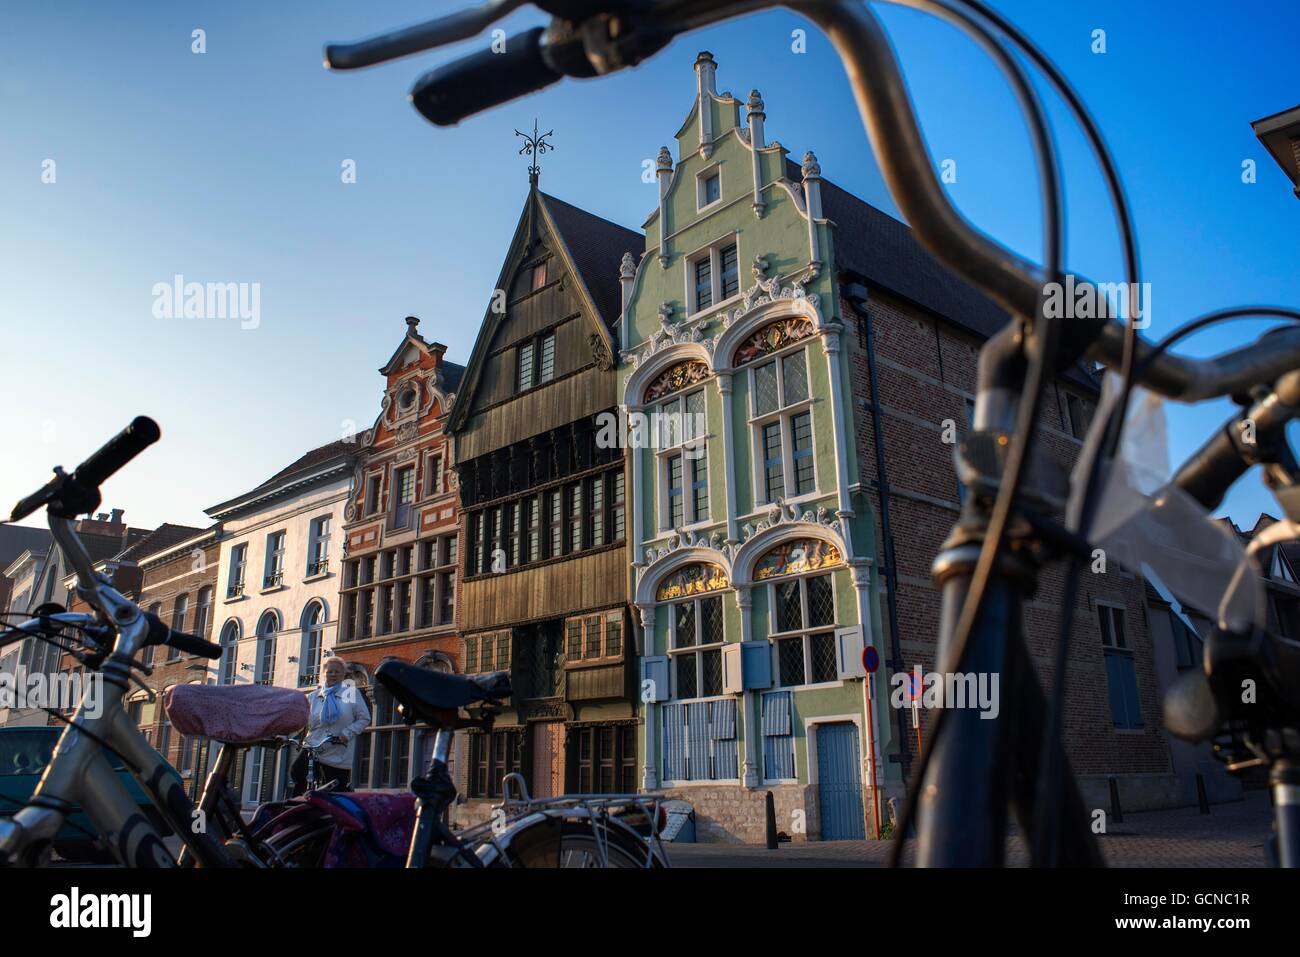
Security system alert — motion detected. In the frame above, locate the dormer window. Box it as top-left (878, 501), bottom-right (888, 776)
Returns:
top-left (698, 167), bottom-right (722, 210)
top-left (688, 239), bottom-right (739, 314)
top-left (517, 332), bottom-right (556, 390)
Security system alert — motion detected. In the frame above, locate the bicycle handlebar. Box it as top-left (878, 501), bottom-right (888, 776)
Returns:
top-left (411, 27), bottom-right (561, 126)
top-left (142, 612), bottom-right (223, 660)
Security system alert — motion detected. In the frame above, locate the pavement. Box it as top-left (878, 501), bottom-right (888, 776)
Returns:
top-left (662, 790), bottom-right (1275, 867)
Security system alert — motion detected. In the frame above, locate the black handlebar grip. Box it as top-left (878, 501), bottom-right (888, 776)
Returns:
top-left (143, 612), bottom-right (223, 659)
top-left (72, 417), bottom-right (161, 489)
top-left (409, 27), bottom-right (559, 126)
top-left (1170, 424), bottom-right (1251, 512)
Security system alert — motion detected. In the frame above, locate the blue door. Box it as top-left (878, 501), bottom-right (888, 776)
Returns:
top-left (816, 723), bottom-right (865, 840)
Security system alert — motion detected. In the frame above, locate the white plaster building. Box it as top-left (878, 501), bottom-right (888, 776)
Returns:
top-left (204, 440), bottom-right (356, 804)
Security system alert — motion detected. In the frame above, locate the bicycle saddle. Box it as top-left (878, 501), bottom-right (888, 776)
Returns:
top-left (165, 683), bottom-right (309, 744)
top-left (375, 660), bottom-right (511, 726)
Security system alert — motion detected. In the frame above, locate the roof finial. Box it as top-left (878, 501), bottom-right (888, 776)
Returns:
top-left (515, 118), bottom-right (555, 187)
top-left (405, 315), bottom-right (420, 332)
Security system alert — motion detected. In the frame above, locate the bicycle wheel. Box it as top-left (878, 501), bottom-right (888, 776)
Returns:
top-left (502, 819), bottom-right (657, 868)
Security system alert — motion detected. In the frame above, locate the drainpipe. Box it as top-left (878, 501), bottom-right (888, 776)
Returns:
top-left (844, 281), bottom-right (911, 781)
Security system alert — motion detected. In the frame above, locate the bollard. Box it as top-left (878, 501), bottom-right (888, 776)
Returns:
top-left (1196, 773), bottom-right (1210, 815)
top-left (765, 790), bottom-right (778, 849)
top-left (1108, 776), bottom-right (1123, 824)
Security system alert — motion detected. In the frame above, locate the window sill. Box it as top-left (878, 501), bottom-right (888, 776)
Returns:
top-left (743, 489), bottom-right (830, 517)
top-left (747, 397), bottom-right (815, 427)
top-left (687, 291), bottom-right (745, 323)
top-left (565, 656), bottom-right (625, 671)
top-left (657, 518), bottom-right (715, 538)
top-left (259, 584), bottom-right (288, 596)
top-left (223, 593), bottom-right (248, 605)
top-left (302, 571), bottom-right (334, 585)
top-left (775, 680), bottom-right (843, 693)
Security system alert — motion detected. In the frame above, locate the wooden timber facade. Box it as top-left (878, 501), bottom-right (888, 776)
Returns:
top-left (449, 182), bottom-right (643, 804)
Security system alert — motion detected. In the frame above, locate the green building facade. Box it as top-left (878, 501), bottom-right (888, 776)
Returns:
top-left (618, 52), bottom-right (893, 842)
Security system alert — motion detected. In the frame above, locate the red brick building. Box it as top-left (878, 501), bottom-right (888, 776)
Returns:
top-left (336, 316), bottom-right (465, 790)
top-left (821, 173), bottom-right (1180, 811)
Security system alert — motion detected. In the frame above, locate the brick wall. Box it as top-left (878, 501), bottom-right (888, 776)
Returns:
top-left (137, 539), bottom-right (222, 784)
top-left (845, 287), bottom-right (1174, 809)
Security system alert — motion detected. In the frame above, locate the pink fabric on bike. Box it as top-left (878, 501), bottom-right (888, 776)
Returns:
top-left (163, 684), bottom-right (308, 743)
top-left (311, 791), bottom-right (416, 868)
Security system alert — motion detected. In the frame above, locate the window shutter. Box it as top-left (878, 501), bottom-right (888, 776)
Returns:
top-left (640, 656), bottom-right (670, 702)
top-left (721, 643), bottom-right (743, 694)
top-left (1103, 651), bottom-right (1128, 728)
top-left (740, 639), bottom-right (773, 690)
top-left (836, 626), bottom-right (866, 679)
top-left (1120, 656), bottom-right (1143, 729)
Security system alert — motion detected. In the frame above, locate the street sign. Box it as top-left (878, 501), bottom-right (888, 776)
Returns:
top-left (861, 646), bottom-right (880, 674)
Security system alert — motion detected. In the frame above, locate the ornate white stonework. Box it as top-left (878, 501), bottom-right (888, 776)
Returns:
top-left (635, 497), bottom-right (842, 585)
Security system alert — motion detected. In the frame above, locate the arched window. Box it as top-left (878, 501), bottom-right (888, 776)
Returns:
top-left (143, 602), bottom-right (162, 667)
top-left (193, 586), bottom-right (214, 639)
top-left (299, 603), bottom-right (325, 687)
top-left (754, 539), bottom-right (843, 688)
top-left (126, 690), bottom-right (157, 744)
top-left (735, 319), bottom-right (817, 505)
top-left (167, 594), bottom-right (189, 662)
top-left (255, 612), bottom-right (278, 685)
top-left (658, 564), bottom-right (730, 701)
top-left (218, 620), bottom-right (239, 685)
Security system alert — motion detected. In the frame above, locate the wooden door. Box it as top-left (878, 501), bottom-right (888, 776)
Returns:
top-left (531, 721), bottom-right (565, 798)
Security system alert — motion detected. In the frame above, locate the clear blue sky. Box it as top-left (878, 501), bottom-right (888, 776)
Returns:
top-left (2, 0), bottom-right (1297, 534)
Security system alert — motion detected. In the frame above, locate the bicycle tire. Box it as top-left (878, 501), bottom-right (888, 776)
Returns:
top-left (502, 820), bottom-right (660, 869)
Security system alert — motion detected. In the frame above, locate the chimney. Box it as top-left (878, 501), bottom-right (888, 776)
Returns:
top-left (110, 508), bottom-right (124, 527)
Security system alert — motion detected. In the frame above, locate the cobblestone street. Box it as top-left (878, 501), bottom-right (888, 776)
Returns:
top-left (663, 791), bottom-right (1274, 867)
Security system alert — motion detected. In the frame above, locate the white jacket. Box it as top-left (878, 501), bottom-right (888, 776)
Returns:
top-left (304, 683), bottom-right (371, 770)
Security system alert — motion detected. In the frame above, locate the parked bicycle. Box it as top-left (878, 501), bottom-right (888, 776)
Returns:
top-left (324, 0), bottom-right (1300, 866)
top-left (0, 418), bottom-right (667, 868)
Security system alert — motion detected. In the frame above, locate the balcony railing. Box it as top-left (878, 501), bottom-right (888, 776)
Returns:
top-left (307, 558), bottom-right (329, 576)
top-left (263, 569), bottom-right (284, 589)
top-left (298, 671), bottom-right (318, 688)
top-left (226, 581), bottom-right (245, 599)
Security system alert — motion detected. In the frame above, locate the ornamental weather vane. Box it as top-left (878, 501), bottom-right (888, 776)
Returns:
top-left (515, 118), bottom-right (555, 185)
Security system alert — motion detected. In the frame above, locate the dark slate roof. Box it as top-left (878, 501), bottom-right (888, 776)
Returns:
top-left (0, 524), bottom-right (51, 569)
top-left (540, 192), bottom-right (642, 329)
top-left (441, 360), bottom-right (466, 394)
top-left (254, 439), bottom-right (356, 492)
top-left (785, 159), bottom-right (1099, 394)
top-left (80, 528), bottom-right (148, 565)
top-left (115, 523), bottom-right (206, 564)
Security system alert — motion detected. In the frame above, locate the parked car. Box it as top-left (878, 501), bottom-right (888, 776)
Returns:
top-left (0, 725), bottom-right (179, 863)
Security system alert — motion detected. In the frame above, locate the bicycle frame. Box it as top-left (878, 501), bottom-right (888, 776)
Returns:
top-left (0, 652), bottom-right (235, 867)
top-left (0, 516), bottom-right (237, 868)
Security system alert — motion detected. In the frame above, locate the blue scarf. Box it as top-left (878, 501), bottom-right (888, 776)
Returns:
top-left (321, 684), bottom-right (341, 724)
